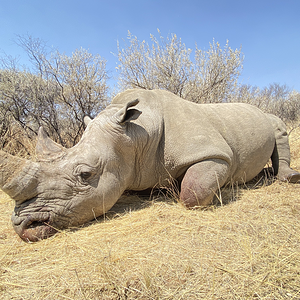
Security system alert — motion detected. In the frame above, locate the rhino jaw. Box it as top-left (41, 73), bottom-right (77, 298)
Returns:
top-left (12, 211), bottom-right (58, 242)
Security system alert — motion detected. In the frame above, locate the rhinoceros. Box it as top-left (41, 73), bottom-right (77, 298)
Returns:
top-left (0, 89), bottom-right (299, 242)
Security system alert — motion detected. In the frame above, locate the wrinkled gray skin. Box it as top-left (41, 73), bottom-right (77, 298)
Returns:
top-left (0, 89), bottom-right (299, 242)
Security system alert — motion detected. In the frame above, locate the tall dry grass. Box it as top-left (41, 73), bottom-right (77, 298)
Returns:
top-left (0, 129), bottom-right (300, 299)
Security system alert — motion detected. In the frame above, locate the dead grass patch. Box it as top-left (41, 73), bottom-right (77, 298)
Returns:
top-left (0, 129), bottom-right (300, 299)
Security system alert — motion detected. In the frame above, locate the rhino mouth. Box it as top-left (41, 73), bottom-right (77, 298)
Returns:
top-left (12, 213), bottom-right (58, 242)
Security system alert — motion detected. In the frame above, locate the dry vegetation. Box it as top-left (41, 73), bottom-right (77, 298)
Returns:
top-left (0, 128), bottom-right (300, 299)
top-left (1, 32), bottom-right (299, 299)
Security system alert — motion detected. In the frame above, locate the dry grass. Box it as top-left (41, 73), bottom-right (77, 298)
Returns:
top-left (1, 129), bottom-right (300, 299)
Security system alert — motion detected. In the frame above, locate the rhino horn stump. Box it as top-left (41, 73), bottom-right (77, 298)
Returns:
top-left (0, 150), bottom-right (39, 203)
top-left (36, 127), bottom-right (66, 161)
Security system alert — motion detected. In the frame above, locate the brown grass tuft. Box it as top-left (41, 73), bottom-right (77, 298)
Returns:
top-left (1, 129), bottom-right (300, 299)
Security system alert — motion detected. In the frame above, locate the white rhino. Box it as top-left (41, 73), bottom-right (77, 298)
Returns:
top-left (0, 89), bottom-right (299, 242)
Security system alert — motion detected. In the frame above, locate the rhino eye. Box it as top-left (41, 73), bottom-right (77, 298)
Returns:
top-left (74, 164), bottom-right (97, 183)
top-left (80, 172), bottom-right (92, 181)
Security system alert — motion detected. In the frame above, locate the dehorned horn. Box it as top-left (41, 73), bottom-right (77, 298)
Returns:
top-left (36, 127), bottom-right (66, 161)
top-left (0, 150), bottom-right (39, 203)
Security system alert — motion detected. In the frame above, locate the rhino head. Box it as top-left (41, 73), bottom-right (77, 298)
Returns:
top-left (0, 99), bottom-right (141, 242)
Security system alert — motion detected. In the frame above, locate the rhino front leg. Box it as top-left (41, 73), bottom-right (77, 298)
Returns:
top-left (180, 159), bottom-right (229, 208)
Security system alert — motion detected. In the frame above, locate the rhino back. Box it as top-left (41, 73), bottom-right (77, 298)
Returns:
top-left (156, 92), bottom-right (274, 182)
top-left (198, 102), bottom-right (275, 182)
top-left (112, 89), bottom-right (275, 185)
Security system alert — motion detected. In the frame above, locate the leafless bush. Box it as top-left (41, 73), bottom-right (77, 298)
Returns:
top-left (117, 30), bottom-right (300, 123)
top-left (187, 39), bottom-right (243, 103)
top-left (0, 36), bottom-right (109, 153)
top-left (1, 32), bottom-right (299, 156)
top-left (117, 30), bottom-right (243, 103)
top-left (230, 83), bottom-right (300, 125)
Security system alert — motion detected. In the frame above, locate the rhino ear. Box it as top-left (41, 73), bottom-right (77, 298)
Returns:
top-left (36, 127), bottom-right (66, 161)
top-left (83, 116), bottom-right (92, 127)
top-left (114, 99), bottom-right (141, 124)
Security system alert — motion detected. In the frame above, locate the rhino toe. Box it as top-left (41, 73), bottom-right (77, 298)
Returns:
top-left (278, 171), bottom-right (300, 183)
top-left (285, 172), bottom-right (300, 183)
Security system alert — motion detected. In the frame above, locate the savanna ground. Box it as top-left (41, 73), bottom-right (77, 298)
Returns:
top-left (0, 128), bottom-right (300, 300)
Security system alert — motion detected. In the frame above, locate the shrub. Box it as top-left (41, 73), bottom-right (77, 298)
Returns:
top-left (0, 36), bottom-right (109, 154)
top-left (117, 30), bottom-right (243, 103)
top-left (230, 83), bottom-right (300, 124)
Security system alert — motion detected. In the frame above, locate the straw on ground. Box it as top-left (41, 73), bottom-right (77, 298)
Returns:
top-left (0, 128), bottom-right (300, 300)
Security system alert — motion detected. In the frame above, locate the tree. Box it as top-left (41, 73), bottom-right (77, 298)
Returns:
top-left (0, 35), bottom-right (109, 152)
top-left (117, 30), bottom-right (243, 103)
top-left (231, 83), bottom-right (300, 124)
top-left (188, 40), bottom-right (243, 103)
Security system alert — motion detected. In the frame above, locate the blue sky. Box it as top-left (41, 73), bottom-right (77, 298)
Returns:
top-left (1, 0), bottom-right (300, 91)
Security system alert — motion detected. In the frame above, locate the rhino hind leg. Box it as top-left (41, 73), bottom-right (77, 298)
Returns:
top-left (269, 114), bottom-right (300, 183)
top-left (271, 143), bottom-right (300, 183)
top-left (180, 159), bottom-right (229, 208)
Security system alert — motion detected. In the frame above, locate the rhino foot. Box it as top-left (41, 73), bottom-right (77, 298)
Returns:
top-left (284, 172), bottom-right (300, 183)
top-left (278, 168), bottom-right (300, 183)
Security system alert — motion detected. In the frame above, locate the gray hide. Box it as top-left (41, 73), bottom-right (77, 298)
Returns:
top-left (0, 89), bottom-right (299, 242)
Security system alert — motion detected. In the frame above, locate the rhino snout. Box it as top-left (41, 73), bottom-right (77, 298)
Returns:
top-left (11, 212), bottom-right (57, 242)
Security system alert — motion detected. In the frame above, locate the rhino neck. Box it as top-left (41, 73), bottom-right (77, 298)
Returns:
top-left (0, 150), bottom-right (39, 203)
top-left (127, 120), bottom-right (166, 191)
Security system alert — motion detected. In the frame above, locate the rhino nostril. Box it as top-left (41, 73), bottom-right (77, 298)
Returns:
top-left (22, 214), bottom-right (49, 228)
top-left (11, 216), bottom-right (26, 226)
top-left (26, 220), bottom-right (50, 229)
top-left (12, 212), bottom-right (51, 230)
